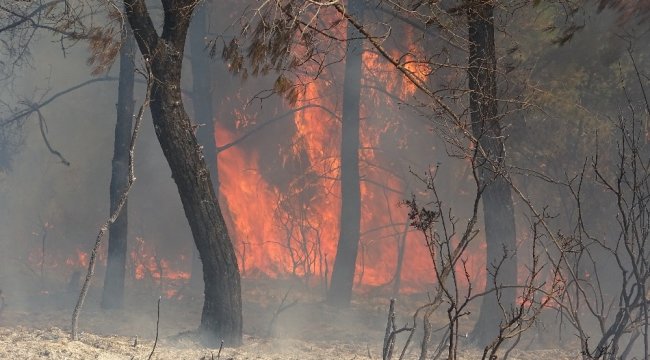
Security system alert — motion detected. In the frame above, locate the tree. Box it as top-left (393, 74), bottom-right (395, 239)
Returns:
top-left (101, 14), bottom-right (136, 310)
top-left (465, 2), bottom-right (517, 345)
top-left (232, 0), bottom-right (520, 344)
top-left (188, 1), bottom-right (214, 291)
top-left (326, 0), bottom-right (364, 307)
top-left (124, 0), bottom-right (242, 345)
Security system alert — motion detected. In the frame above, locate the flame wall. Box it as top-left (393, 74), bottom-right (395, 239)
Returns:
top-left (215, 23), bottom-right (483, 293)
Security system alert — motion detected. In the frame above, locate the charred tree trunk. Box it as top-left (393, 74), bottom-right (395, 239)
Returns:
top-left (101, 21), bottom-right (135, 310)
top-left (466, 2), bottom-right (517, 346)
top-left (327, 0), bottom-right (364, 307)
top-left (188, 2), bottom-right (214, 291)
top-left (125, 0), bottom-right (242, 345)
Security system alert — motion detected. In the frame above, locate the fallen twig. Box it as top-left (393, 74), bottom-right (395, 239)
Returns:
top-left (147, 296), bottom-right (161, 360)
top-left (216, 340), bottom-right (224, 359)
top-left (266, 287), bottom-right (298, 338)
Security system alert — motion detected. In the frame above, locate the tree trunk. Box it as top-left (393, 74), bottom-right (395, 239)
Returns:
top-left (125, 0), bottom-right (242, 345)
top-left (327, 0), bottom-right (364, 307)
top-left (188, 1), bottom-right (214, 292)
top-left (466, 2), bottom-right (518, 346)
top-left (101, 21), bottom-right (135, 310)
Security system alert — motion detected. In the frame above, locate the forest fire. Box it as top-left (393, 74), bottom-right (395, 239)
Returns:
top-left (215, 37), bottom-right (486, 294)
top-left (3, 0), bottom-right (649, 356)
top-left (27, 235), bottom-right (190, 299)
top-left (66, 249), bottom-right (90, 268)
top-left (22, 26), bottom-right (491, 300)
top-left (130, 236), bottom-right (190, 282)
top-left (27, 246), bottom-right (92, 273)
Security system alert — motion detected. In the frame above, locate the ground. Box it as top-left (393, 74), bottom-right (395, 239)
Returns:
top-left (0, 278), bottom-right (579, 359)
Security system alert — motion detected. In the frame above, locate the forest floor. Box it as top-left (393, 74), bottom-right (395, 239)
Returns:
top-left (0, 278), bottom-right (580, 359)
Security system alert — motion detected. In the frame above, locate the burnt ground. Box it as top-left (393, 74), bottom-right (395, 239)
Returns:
top-left (0, 277), bottom-right (579, 359)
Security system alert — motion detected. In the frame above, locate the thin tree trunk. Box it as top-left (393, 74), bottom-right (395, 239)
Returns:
top-left (101, 20), bottom-right (135, 310)
top-left (466, 2), bottom-right (517, 346)
top-left (125, 0), bottom-right (242, 345)
top-left (327, 0), bottom-right (364, 307)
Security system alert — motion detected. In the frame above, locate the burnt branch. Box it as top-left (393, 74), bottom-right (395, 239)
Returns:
top-left (70, 66), bottom-right (151, 341)
top-left (266, 287), bottom-right (298, 338)
top-left (147, 296), bottom-right (162, 360)
top-left (2, 77), bottom-right (116, 128)
top-left (0, 0), bottom-right (65, 34)
top-left (509, 66), bottom-right (650, 359)
top-left (35, 108), bottom-right (70, 166)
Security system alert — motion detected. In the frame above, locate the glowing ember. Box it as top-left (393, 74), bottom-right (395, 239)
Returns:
top-left (130, 236), bottom-right (190, 283)
top-left (27, 233), bottom-right (190, 299)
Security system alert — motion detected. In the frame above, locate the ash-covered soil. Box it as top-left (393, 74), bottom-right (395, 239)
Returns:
top-left (0, 278), bottom-right (579, 359)
top-left (0, 326), bottom-right (375, 360)
top-left (0, 326), bottom-right (577, 360)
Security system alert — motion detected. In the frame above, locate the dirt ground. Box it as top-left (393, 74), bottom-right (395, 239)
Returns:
top-left (0, 278), bottom-right (580, 359)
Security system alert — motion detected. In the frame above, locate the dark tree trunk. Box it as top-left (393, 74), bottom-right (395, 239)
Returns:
top-left (125, 0), bottom-right (242, 345)
top-left (327, 0), bottom-right (364, 307)
top-left (466, 3), bottom-right (517, 346)
top-left (101, 21), bottom-right (135, 310)
top-left (188, 2), bottom-right (214, 291)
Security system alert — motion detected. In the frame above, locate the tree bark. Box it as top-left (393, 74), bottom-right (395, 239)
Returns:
top-left (327, 0), bottom-right (364, 307)
top-left (466, 2), bottom-right (517, 346)
top-left (125, 0), bottom-right (242, 345)
top-left (101, 20), bottom-right (135, 310)
top-left (188, 1), bottom-right (214, 292)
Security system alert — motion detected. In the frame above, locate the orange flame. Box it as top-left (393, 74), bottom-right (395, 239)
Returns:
top-left (215, 21), bottom-right (460, 294)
